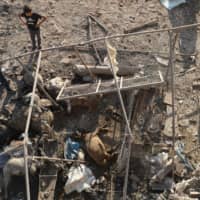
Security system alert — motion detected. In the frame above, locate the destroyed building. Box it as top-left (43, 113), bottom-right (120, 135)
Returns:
top-left (0, 0), bottom-right (200, 200)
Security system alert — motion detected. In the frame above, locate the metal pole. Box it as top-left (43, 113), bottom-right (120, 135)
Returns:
top-left (122, 91), bottom-right (135, 200)
top-left (169, 31), bottom-right (176, 179)
top-left (28, 155), bottom-right (86, 163)
top-left (105, 39), bottom-right (133, 139)
top-left (1, 23), bottom-right (200, 63)
top-left (23, 51), bottom-right (42, 200)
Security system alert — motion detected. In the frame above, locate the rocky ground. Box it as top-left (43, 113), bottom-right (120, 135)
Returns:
top-left (0, 0), bottom-right (200, 200)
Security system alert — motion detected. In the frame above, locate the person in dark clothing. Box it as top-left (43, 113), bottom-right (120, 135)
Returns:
top-left (0, 69), bottom-right (11, 91)
top-left (19, 5), bottom-right (47, 50)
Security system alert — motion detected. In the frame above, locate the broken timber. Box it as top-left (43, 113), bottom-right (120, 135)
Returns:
top-left (74, 64), bottom-right (141, 76)
top-left (56, 71), bottom-right (164, 100)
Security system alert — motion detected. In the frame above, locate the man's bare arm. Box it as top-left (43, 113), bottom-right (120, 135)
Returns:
top-left (37, 16), bottom-right (47, 27)
top-left (18, 15), bottom-right (27, 26)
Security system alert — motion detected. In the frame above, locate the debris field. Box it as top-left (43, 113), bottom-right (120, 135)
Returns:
top-left (0, 0), bottom-right (200, 200)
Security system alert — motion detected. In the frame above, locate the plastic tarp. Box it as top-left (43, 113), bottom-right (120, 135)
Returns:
top-left (160, 0), bottom-right (186, 10)
top-left (64, 164), bottom-right (96, 194)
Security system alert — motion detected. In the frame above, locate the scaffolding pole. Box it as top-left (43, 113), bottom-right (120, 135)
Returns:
top-left (23, 51), bottom-right (42, 200)
top-left (168, 31), bottom-right (176, 179)
top-left (122, 91), bottom-right (135, 200)
top-left (105, 39), bottom-right (133, 139)
top-left (1, 23), bottom-right (200, 64)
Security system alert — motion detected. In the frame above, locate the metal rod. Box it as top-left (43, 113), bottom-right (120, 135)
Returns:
top-left (23, 51), bottom-right (42, 200)
top-left (1, 22), bottom-right (200, 63)
top-left (122, 91), bottom-right (135, 200)
top-left (28, 155), bottom-right (86, 163)
top-left (165, 33), bottom-right (178, 82)
top-left (169, 31), bottom-right (176, 180)
top-left (197, 95), bottom-right (200, 144)
top-left (105, 39), bottom-right (133, 139)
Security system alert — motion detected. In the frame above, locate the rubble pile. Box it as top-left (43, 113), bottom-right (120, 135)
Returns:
top-left (0, 0), bottom-right (200, 200)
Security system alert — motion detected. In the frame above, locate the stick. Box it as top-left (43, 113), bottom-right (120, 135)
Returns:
top-left (88, 14), bottom-right (108, 34)
top-left (1, 22), bottom-right (200, 63)
top-left (88, 16), bottom-right (103, 64)
top-left (37, 84), bottom-right (59, 107)
top-left (74, 46), bottom-right (96, 80)
top-left (124, 20), bottom-right (158, 34)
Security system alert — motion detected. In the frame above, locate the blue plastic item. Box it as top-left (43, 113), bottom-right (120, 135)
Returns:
top-left (65, 138), bottom-right (80, 160)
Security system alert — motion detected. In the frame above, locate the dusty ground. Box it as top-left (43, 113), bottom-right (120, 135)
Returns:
top-left (0, 0), bottom-right (200, 199)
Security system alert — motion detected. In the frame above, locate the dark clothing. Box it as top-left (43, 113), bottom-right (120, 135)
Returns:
top-left (21, 12), bottom-right (42, 31)
top-left (21, 12), bottom-right (43, 49)
top-left (0, 69), bottom-right (11, 91)
top-left (29, 29), bottom-right (41, 49)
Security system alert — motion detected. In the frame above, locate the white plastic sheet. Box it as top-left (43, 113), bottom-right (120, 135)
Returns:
top-left (160, 0), bottom-right (186, 10)
top-left (64, 164), bottom-right (96, 194)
